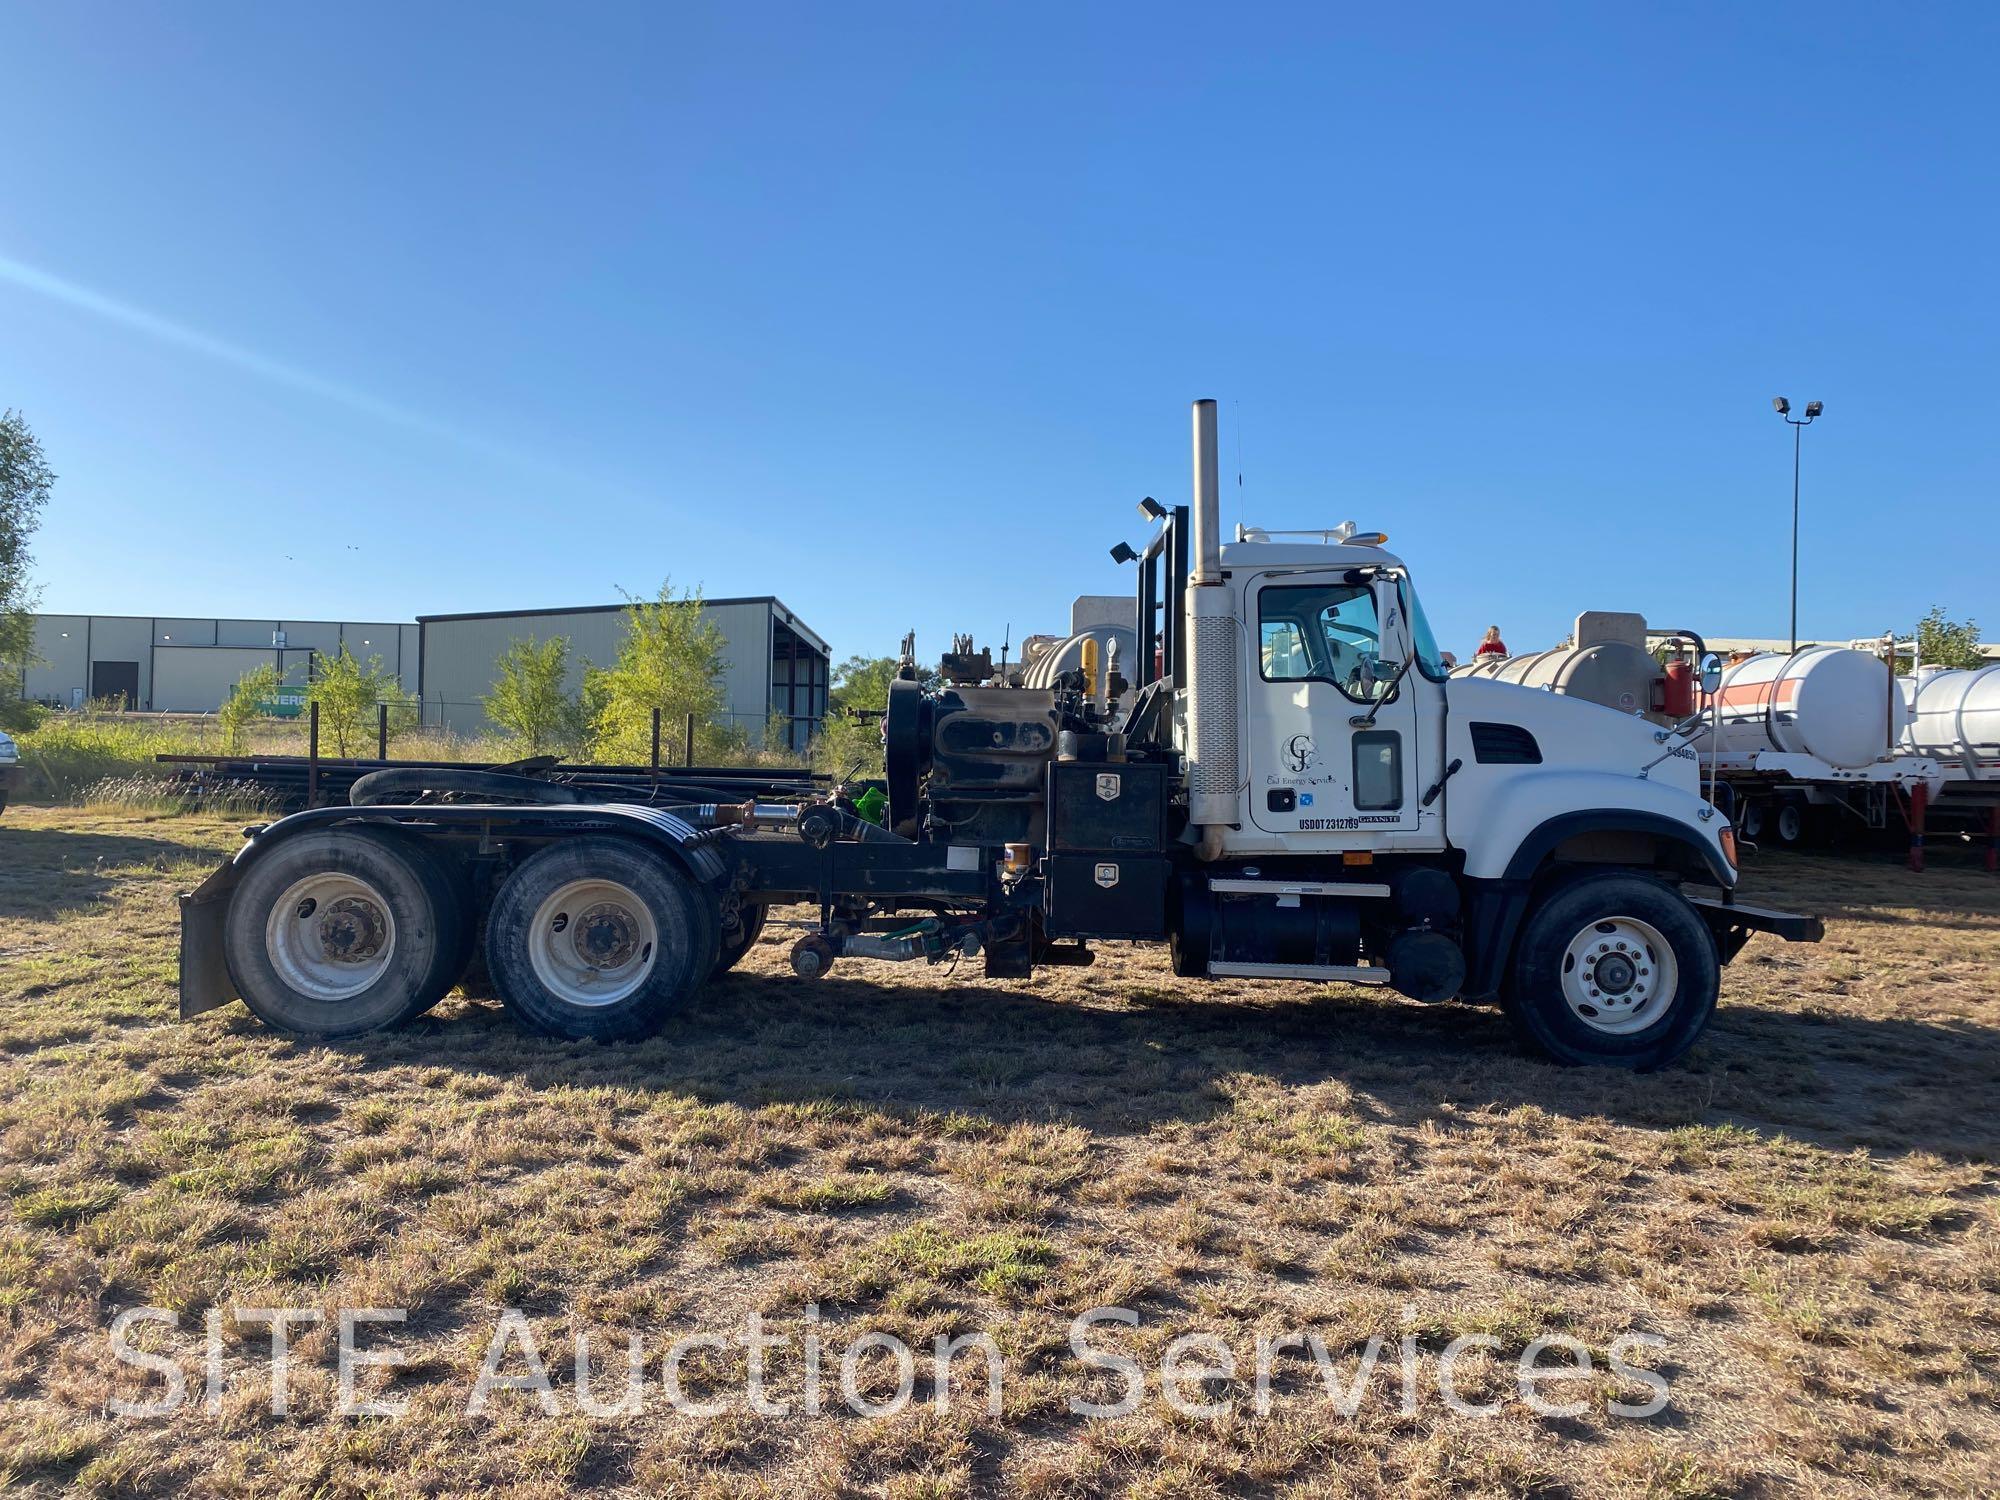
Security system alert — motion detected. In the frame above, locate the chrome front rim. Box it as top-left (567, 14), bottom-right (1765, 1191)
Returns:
top-left (528, 878), bottom-right (658, 1006)
top-left (265, 872), bottom-right (398, 1002)
top-left (1559, 915), bottom-right (1678, 1035)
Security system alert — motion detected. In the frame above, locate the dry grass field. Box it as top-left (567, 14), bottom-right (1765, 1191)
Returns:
top-left (1, 804), bottom-right (1995, 1498)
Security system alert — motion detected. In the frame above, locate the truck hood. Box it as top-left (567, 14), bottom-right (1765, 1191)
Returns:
top-left (1442, 676), bottom-right (1730, 883)
top-left (1445, 676), bottom-right (1696, 790)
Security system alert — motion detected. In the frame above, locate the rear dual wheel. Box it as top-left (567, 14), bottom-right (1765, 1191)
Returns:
top-left (483, 837), bottom-right (719, 1041)
top-left (224, 828), bottom-right (474, 1039)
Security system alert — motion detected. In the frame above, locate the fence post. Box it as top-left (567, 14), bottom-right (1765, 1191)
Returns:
top-left (307, 701), bottom-right (321, 808)
top-left (651, 707), bottom-right (661, 783)
top-left (1908, 780), bottom-right (1928, 873)
top-left (684, 712), bottom-right (695, 768)
top-left (377, 702), bottom-right (389, 761)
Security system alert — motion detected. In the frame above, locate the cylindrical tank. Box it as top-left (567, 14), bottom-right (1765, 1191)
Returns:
top-left (1450, 642), bottom-right (1663, 719)
top-left (1700, 648), bottom-right (1908, 769)
top-left (1021, 625), bottom-right (1138, 692)
top-left (1901, 665), bottom-right (2000, 760)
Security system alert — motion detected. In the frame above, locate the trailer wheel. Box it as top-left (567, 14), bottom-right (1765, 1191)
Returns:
top-left (1503, 873), bottom-right (1719, 1069)
top-left (713, 904), bottom-right (767, 976)
top-left (484, 837), bottom-right (718, 1040)
top-left (223, 828), bottom-right (470, 1038)
top-left (1772, 798), bottom-right (1806, 847)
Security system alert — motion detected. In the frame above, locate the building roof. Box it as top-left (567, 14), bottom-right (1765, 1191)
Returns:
top-left (32, 611), bottom-right (410, 628)
top-left (416, 596), bottom-right (828, 656)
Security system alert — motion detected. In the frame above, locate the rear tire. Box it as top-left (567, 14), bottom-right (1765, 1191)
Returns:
top-left (224, 828), bottom-right (469, 1038)
top-left (484, 837), bottom-right (718, 1040)
top-left (1503, 873), bottom-right (1719, 1069)
top-left (399, 838), bottom-right (479, 1012)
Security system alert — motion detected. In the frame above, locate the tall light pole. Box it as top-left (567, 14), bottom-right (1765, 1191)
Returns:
top-left (1772, 397), bottom-right (1824, 652)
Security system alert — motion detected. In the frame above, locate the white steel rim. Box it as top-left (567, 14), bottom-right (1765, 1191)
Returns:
top-left (1559, 915), bottom-right (1679, 1035)
top-left (528, 878), bottom-right (658, 1006)
top-left (265, 872), bottom-right (398, 1002)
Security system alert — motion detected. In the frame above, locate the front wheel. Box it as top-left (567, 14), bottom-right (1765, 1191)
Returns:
top-left (1503, 873), bottom-right (1719, 1069)
top-left (484, 837), bottom-right (719, 1041)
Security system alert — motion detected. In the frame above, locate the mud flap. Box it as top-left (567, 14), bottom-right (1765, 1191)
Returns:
top-left (1688, 897), bottom-right (1824, 965)
top-left (178, 860), bottom-right (244, 1018)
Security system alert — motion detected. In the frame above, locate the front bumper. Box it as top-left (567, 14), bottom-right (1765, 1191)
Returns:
top-left (1689, 896), bottom-right (1824, 963)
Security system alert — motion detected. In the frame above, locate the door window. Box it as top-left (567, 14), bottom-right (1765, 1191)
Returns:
top-left (1352, 730), bottom-right (1403, 810)
top-left (1257, 583), bottom-right (1395, 702)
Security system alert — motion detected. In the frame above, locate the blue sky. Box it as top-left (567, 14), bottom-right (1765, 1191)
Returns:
top-left (3, 3), bottom-right (1994, 669)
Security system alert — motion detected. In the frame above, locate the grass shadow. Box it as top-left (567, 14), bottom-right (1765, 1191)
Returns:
top-left (299, 948), bottom-right (2000, 1161)
top-left (0, 826), bottom-right (211, 921)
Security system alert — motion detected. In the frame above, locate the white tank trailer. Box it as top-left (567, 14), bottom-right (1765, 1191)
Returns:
top-left (1902, 665), bottom-right (2000, 774)
top-left (1450, 612), bottom-right (1664, 720)
top-left (1458, 618), bottom-right (1943, 854)
top-left (1705, 647), bottom-right (1908, 771)
top-left (1897, 664), bottom-right (2000, 870)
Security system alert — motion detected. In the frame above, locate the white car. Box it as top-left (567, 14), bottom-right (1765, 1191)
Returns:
top-left (0, 727), bottom-right (17, 813)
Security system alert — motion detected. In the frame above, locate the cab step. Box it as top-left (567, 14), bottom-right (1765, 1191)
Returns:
top-left (1208, 878), bottom-right (1391, 898)
top-left (1207, 960), bottom-right (1392, 984)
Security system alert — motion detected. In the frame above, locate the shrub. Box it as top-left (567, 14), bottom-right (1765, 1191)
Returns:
top-left (305, 645), bottom-right (417, 757)
top-left (585, 581), bottom-right (728, 764)
top-left (218, 663), bottom-right (285, 754)
top-left (482, 636), bottom-right (587, 756)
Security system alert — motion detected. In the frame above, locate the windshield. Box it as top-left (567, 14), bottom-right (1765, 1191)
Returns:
top-left (1396, 573), bottom-right (1450, 682)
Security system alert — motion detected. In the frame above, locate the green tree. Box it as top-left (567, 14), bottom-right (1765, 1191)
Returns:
top-left (482, 635), bottom-right (586, 756)
top-left (828, 654), bottom-right (899, 715)
top-left (306, 644), bottom-right (416, 757)
top-left (0, 410), bottom-right (55, 732)
top-left (219, 662), bottom-right (284, 754)
top-left (585, 580), bottom-right (729, 763)
top-left (1913, 606), bottom-right (1984, 672)
top-left (815, 654), bottom-right (899, 779)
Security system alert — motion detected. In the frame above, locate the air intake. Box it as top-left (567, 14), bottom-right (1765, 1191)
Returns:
top-left (1469, 722), bottom-right (1542, 765)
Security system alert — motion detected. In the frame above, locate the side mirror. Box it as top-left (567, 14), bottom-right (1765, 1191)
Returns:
top-left (1699, 653), bottom-right (1724, 695)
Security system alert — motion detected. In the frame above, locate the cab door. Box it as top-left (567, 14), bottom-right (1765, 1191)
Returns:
top-left (1244, 572), bottom-right (1424, 838)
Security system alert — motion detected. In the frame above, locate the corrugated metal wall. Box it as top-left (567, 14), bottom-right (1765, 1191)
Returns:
top-left (418, 600), bottom-right (823, 745)
top-left (19, 615), bottom-right (415, 711)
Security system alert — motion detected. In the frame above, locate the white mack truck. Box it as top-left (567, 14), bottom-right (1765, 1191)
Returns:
top-left (178, 401), bottom-right (1821, 1069)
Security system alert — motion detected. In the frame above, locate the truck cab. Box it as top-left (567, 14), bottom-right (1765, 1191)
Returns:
top-left (1219, 535), bottom-right (1447, 854)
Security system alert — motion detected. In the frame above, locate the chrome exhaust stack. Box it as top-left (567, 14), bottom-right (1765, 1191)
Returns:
top-left (1183, 398), bottom-right (1239, 849)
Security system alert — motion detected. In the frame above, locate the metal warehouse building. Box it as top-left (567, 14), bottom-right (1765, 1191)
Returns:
top-left (417, 596), bottom-right (829, 751)
top-left (21, 615), bottom-right (418, 713)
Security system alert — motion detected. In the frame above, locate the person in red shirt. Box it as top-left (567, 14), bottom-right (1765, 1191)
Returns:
top-left (1476, 625), bottom-right (1508, 659)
